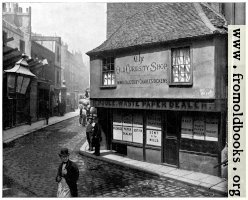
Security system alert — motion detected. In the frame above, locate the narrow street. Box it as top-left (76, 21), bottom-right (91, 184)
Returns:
top-left (3, 117), bottom-right (224, 197)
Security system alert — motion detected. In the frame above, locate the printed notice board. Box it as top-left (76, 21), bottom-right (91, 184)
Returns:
top-left (146, 130), bottom-right (161, 146)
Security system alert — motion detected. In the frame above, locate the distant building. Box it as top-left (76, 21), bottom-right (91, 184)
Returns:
top-left (61, 42), bottom-right (88, 112)
top-left (31, 35), bottom-right (62, 116)
top-left (2, 2), bottom-right (32, 56)
top-left (87, 2), bottom-right (245, 177)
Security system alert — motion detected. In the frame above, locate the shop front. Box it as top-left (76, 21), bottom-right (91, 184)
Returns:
top-left (93, 98), bottom-right (224, 176)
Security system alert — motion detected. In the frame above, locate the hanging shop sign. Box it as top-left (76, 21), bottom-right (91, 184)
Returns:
top-left (92, 99), bottom-right (220, 112)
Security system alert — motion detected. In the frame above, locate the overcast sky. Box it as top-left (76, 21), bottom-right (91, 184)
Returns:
top-left (20, 2), bottom-right (107, 67)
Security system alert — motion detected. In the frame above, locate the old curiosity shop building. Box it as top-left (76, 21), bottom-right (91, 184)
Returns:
top-left (87, 3), bottom-right (228, 177)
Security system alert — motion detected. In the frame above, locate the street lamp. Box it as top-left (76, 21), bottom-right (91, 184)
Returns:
top-left (4, 54), bottom-right (36, 97)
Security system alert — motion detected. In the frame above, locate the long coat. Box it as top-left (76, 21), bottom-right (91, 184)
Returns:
top-left (56, 160), bottom-right (79, 197)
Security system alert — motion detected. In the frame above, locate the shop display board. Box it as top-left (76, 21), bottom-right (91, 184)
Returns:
top-left (113, 125), bottom-right (123, 140)
top-left (193, 118), bottom-right (205, 140)
top-left (181, 115), bottom-right (219, 142)
top-left (147, 113), bottom-right (161, 130)
top-left (146, 130), bottom-right (161, 146)
top-left (112, 111), bottom-right (143, 144)
top-left (113, 112), bottom-right (123, 140)
top-left (181, 116), bottom-right (193, 139)
top-left (132, 113), bottom-right (143, 143)
top-left (123, 126), bottom-right (133, 142)
top-left (146, 113), bottom-right (162, 146)
top-left (205, 118), bottom-right (218, 141)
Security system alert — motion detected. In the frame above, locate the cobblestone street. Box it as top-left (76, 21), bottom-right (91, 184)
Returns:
top-left (3, 117), bottom-right (224, 197)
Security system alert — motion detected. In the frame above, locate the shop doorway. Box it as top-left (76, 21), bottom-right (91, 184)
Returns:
top-left (163, 111), bottom-right (180, 166)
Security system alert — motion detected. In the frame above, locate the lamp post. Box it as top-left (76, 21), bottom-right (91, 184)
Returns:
top-left (4, 54), bottom-right (36, 127)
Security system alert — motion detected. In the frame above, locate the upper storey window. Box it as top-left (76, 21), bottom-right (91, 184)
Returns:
top-left (171, 47), bottom-right (192, 85)
top-left (102, 57), bottom-right (116, 86)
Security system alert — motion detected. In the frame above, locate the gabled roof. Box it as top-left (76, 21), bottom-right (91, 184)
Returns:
top-left (87, 3), bottom-right (227, 56)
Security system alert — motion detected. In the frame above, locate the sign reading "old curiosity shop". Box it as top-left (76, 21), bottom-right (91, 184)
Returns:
top-left (115, 51), bottom-right (168, 86)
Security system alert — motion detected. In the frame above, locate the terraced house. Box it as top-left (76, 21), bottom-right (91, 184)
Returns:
top-left (87, 3), bottom-right (232, 177)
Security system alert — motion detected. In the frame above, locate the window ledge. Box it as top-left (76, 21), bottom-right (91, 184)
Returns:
top-left (168, 82), bottom-right (193, 87)
top-left (100, 85), bottom-right (117, 89)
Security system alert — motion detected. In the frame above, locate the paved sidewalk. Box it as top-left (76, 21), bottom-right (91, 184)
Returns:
top-left (3, 109), bottom-right (80, 143)
top-left (79, 141), bottom-right (227, 195)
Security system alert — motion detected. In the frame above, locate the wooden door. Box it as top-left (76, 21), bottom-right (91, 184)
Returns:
top-left (164, 111), bottom-right (180, 166)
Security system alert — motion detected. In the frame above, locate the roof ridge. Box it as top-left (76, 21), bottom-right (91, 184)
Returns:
top-left (193, 3), bottom-right (217, 33)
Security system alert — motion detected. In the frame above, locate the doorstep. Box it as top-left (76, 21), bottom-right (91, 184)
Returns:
top-left (79, 142), bottom-right (227, 195)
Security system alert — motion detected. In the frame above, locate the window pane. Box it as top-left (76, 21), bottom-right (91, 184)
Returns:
top-left (110, 63), bottom-right (115, 71)
top-left (171, 47), bottom-right (191, 83)
top-left (111, 73), bottom-right (115, 85)
top-left (103, 73), bottom-right (108, 85)
top-left (107, 73), bottom-right (111, 85)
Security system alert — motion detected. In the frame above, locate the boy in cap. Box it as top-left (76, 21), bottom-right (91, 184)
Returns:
top-left (56, 148), bottom-right (79, 197)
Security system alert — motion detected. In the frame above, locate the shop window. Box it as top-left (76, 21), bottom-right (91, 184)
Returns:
top-left (146, 113), bottom-right (162, 147)
top-left (181, 115), bottom-right (218, 141)
top-left (170, 47), bottom-right (192, 85)
top-left (102, 57), bottom-right (116, 86)
top-left (180, 114), bottom-right (219, 154)
top-left (112, 110), bottom-right (143, 144)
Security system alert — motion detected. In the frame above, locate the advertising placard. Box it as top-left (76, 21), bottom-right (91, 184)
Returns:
top-left (205, 117), bottom-right (218, 141)
top-left (193, 119), bottom-right (205, 140)
top-left (132, 127), bottom-right (143, 144)
top-left (113, 125), bottom-right (123, 141)
top-left (122, 126), bottom-right (132, 142)
top-left (147, 113), bottom-right (161, 130)
top-left (146, 130), bottom-right (161, 146)
top-left (181, 116), bottom-right (193, 139)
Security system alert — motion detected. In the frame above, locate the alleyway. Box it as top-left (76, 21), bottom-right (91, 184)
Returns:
top-left (3, 117), bottom-right (224, 197)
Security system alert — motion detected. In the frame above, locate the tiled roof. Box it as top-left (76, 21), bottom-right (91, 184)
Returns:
top-left (87, 3), bottom-right (227, 55)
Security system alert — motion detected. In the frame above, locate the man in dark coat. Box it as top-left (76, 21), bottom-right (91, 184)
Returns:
top-left (86, 117), bottom-right (94, 151)
top-left (92, 117), bottom-right (102, 156)
top-left (56, 148), bottom-right (79, 197)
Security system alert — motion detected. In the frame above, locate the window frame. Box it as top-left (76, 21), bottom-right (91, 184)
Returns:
top-left (169, 46), bottom-right (193, 86)
top-left (100, 56), bottom-right (117, 89)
